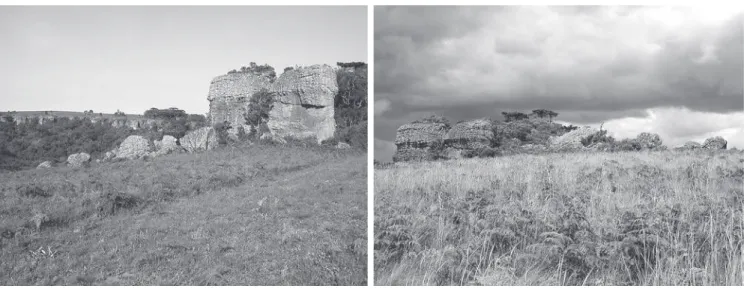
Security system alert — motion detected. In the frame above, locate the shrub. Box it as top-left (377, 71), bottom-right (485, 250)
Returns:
top-left (213, 121), bottom-right (232, 145)
top-left (244, 89), bottom-right (275, 139)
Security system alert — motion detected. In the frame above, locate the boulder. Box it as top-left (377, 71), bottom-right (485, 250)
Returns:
top-left (636, 132), bottom-right (663, 150)
top-left (36, 161), bottom-right (52, 169)
top-left (393, 120), bottom-right (449, 162)
top-left (703, 136), bottom-right (727, 150)
top-left (158, 135), bottom-right (181, 153)
top-left (336, 142), bottom-right (351, 149)
top-left (114, 135), bottom-right (152, 160)
top-left (444, 119), bottom-right (494, 150)
top-left (181, 127), bottom-right (219, 153)
top-left (67, 152), bottom-right (91, 168)
top-left (549, 126), bottom-right (598, 152)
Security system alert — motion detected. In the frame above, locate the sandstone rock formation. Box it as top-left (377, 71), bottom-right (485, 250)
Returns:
top-left (67, 152), bottom-right (90, 168)
top-left (636, 132), bottom-right (663, 150)
top-left (114, 135), bottom-right (152, 160)
top-left (269, 65), bottom-right (337, 142)
top-left (548, 126), bottom-right (598, 152)
top-left (36, 161), bottom-right (52, 169)
top-left (393, 121), bottom-right (449, 162)
top-left (444, 119), bottom-right (494, 150)
top-left (703, 136), bottom-right (727, 150)
top-left (207, 64), bottom-right (337, 143)
top-left (181, 127), bottom-right (219, 153)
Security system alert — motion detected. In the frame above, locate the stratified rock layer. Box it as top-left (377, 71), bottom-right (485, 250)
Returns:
top-left (207, 64), bottom-right (337, 143)
top-left (444, 119), bottom-right (494, 150)
top-left (393, 122), bottom-right (449, 162)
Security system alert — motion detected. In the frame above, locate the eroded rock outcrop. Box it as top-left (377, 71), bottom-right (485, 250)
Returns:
top-left (181, 127), bottom-right (218, 153)
top-left (548, 126), bottom-right (598, 152)
top-left (636, 132), bottom-right (663, 150)
top-left (207, 64), bottom-right (337, 143)
top-left (682, 141), bottom-right (702, 149)
top-left (703, 136), bottom-right (727, 150)
top-left (67, 152), bottom-right (90, 168)
top-left (152, 135), bottom-right (182, 156)
top-left (393, 121), bottom-right (449, 162)
top-left (444, 119), bottom-right (494, 150)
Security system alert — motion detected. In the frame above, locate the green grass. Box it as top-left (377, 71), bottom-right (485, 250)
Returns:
top-left (0, 143), bottom-right (366, 285)
top-left (374, 150), bottom-right (744, 286)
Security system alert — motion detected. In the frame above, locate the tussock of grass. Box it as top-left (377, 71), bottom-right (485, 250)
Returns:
top-left (375, 150), bottom-right (744, 285)
top-left (0, 142), bottom-right (366, 285)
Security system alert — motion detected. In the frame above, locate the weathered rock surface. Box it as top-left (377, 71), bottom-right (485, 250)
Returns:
top-left (181, 127), bottom-right (219, 153)
top-left (268, 65), bottom-right (337, 142)
top-left (393, 121), bottom-right (449, 162)
top-left (336, 142), bottom-right (351, 149)
top-left (444, 119), bottom-right (494, 150)
top-left (207, 64), bottom-right (337, 143)
top-left (36, 161), bottom-right (52, 169)
top-left (703, 136), bottom-right (727, 150)
top-left (154, 135), bottom-right (182, 154)
top-left (636, 132), bottom-right (663, 150)
top-left (548, 126), bottom-right (598, 152)
top-left (114, 135), bottom-right (152, 160)
top-left (67, 152), bottom-right (90, 168)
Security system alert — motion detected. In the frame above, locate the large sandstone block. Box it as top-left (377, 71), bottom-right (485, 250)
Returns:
top-left (393, 121), bottom-right (450, 162)
top-left (181, 127), bottom-right (219, 153)
top-left (115, 135), bottom-right (152, 160)
top-left (703, 136), bottom-right (727, 150)
top-left (207, 64), bottom-right (337, 143)
top-left (444, 119), bottom-right (494, 150)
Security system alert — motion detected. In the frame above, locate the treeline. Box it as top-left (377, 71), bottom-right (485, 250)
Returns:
top-left (0, 108), bottom-right (208, 171)
top-left (333, 62), bottom-right (368, 148)
top-left (0, 116), bottom-right (134, 171)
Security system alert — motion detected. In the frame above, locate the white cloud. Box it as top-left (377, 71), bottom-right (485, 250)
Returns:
top-left (374, 99), bottom-right (391, 116)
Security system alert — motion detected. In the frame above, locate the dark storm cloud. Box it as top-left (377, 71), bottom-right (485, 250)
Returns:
top-left (374, 6), bottom-right (743, 162)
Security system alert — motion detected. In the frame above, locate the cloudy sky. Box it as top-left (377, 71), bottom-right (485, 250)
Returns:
top-left (0, 6), bottom-right (367, 116)
top-left (375, 6), bottom-right (743, 162)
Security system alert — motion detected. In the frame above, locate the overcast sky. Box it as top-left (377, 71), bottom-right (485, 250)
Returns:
top-left (375, 6), bottom-right (743, 162)
top-left (0, 6), bottom-right (367, 116)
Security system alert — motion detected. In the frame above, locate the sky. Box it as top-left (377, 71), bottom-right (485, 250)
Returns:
top-left (0, 6), bottom-right (367, 116)
top-left (374, 6), bottom-right (743, 162)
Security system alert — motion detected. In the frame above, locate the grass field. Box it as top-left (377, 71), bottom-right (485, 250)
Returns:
top-left (374, 150), bottom-right (743, 286)
top-left (0, 142), bottom-right (367, 285)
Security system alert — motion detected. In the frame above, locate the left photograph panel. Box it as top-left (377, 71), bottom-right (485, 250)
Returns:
top-left (0, 5), bottom-right (368, 286)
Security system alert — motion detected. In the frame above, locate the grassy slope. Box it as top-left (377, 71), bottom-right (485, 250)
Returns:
top-left (0, 143), bottom-right (366, 285)
top-left (375, 150), bottom-right (743, 286)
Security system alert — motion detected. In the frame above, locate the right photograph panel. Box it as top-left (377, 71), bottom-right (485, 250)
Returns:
top-left (373, 5), bottom-right (744, 286)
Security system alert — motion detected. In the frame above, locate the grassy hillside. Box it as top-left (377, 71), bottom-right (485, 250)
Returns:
top-left (0, 143), bottom-right (366, 285)
top-left (375, 150), bottom-right (743, 285)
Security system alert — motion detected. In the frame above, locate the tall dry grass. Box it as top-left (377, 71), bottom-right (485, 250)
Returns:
top-left (374, 150), bottom-right (744, 285)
